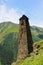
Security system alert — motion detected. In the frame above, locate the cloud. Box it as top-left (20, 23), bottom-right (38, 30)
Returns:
top-left (0, 4), bottom-right (20, 24)
top-left (0, 4), bottom-right (43, 28)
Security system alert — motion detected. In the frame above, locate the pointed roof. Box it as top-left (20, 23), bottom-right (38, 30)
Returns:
top-left (19, 15), bottom-right (29, 20)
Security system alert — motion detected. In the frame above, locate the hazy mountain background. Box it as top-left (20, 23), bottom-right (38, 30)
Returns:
top-left (0, 22), bottom-right (43, 65)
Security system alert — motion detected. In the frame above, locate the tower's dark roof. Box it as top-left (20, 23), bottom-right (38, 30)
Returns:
top-left (19, 15), bottom-right (29, 20)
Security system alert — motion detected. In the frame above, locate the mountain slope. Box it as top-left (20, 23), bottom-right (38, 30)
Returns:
top-left (0, 22), bottom-right (43, 43)
top-left (0, 22), bottom-right (43, 65)
top-left (31, 26), bottom-right (43, 42)
top-left (12, 40), bottom-right (43, 65)
top-left (0, 32), bottom-right (18, 65)
top-left (0, 22), bottom-right (19, 43)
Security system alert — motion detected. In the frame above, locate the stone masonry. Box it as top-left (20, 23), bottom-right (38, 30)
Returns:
top-left (18, 15), bottom-right (33, 59)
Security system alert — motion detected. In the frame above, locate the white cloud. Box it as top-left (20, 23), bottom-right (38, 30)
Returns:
top-left (0, 4), bottom-right (20, 24)
top-left (0, 4), bottom-right (43, 28)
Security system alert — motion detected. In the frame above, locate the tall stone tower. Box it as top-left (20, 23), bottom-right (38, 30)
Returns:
top-left (18, 15), bottom-right (33, 59)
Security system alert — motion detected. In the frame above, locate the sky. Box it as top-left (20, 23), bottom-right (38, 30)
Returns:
top-left (0, 0), bottom-right (43, 27)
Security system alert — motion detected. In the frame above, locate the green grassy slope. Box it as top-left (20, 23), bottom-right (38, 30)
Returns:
top-left (0, 22), bottom-right (19, 43)
top-left (0, 22), bottom-right (19, 65)
top-left (0, 22), bottom-right (43, 43)
top-left (0, 33), bottom-right (18, 65)
top-left (31, 26), bottom-right (43, 42)
top-left (12, 40), bottom-right (43, 65)
top-left (0, 22), bottom-right (43, 65)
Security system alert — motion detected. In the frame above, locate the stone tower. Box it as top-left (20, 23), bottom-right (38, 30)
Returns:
top-left (18, 15), bottom-right (33, 59)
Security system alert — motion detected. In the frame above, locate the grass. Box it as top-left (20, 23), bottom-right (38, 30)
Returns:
top-left (0, 22), bottom-right (43, 43)
top-left (0, 22), bottom-right (43, 65)
top-left (12, 40), bottom-right (43, 65)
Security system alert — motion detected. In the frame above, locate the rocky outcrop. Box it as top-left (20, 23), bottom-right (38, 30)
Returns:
top-left (33, 44), bottom-right (40, 56)
top-left (18, 15), bottom-right (33, 59)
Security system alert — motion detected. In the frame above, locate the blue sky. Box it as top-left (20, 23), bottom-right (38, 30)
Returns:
top-left (0, 0), bottom-right (43, 27)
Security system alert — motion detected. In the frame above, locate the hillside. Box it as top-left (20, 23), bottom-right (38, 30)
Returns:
top-left (0, 22), bottom-right (43, 65)
top-left (12, 40), bottom-right (43, 65)
top-left (0, 22), bottom-right (43, 43)
top-left (31, 26), bottom-right (43, 42)
top-left (0, 22), bottom-right (19, 43)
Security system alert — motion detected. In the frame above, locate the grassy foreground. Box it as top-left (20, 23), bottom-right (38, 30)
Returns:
top-left (12, 40), bottom-right (43, 65)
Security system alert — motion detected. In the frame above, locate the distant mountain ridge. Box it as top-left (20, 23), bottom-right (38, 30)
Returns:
top-left (0, 22), bottom-right (43, 43)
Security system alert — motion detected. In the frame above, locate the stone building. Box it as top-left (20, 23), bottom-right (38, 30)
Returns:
top-left (18, 15), bottom-right (33, 59)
